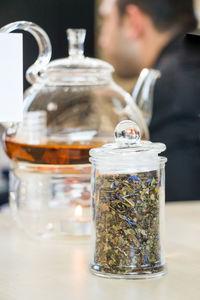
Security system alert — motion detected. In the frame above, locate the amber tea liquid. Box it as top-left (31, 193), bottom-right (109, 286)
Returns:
top-left (5, 137), bottom-right (104, 165)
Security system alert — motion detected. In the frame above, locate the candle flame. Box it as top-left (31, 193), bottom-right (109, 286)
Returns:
top-left (75, 205), bottom-right (83, 218)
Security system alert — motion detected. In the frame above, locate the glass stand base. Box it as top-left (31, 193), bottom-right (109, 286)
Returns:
top-left (89, 264), bottom-right (167, 280)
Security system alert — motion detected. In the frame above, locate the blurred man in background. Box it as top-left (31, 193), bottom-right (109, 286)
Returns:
top-left (99, 0), bottom-right (200, 201)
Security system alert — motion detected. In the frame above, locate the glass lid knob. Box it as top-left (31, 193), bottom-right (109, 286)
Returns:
top-left (114, 120), bottom-right (141, 148)
top-left (67, 28), bottom-right (86, 57)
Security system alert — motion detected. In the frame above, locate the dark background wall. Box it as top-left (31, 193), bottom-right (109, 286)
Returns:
top-left (0, 0), bottom-right (95, 89)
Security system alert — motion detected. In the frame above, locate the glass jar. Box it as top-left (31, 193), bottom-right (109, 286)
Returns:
top-left (0, 21), bottom-right (148, 239)
top-left (89, 121), bottom-right (167, 279)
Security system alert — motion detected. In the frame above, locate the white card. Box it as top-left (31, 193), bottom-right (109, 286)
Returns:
top-left (0, 33), bottom-right (23, 122)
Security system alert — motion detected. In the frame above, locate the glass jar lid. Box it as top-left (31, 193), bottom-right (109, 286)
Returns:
top-left (90, 120), bottom-right (166, 159)
top-left (40, 28), bottom-right (114, 85)
top-left (90, 120), bottom-right (167, 173)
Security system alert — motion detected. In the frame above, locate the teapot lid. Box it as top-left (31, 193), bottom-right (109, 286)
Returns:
top-left (40, 28), bottom-right (114, 85)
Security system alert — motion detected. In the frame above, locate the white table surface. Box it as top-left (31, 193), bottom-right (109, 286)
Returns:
top-left (0, 202), bottom-right (200, 300)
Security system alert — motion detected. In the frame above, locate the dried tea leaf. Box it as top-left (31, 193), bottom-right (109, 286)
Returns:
top-left (93, 171), bottom-right (163, 275)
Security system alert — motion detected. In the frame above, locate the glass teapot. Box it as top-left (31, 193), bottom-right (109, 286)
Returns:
top-left (0, 21), bottom-right (151, 239)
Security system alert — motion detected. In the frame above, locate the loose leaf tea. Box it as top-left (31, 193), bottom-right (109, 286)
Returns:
top-left (93, 171), bottom-right (164, 275)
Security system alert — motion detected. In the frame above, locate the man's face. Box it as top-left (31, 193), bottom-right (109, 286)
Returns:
top-left (98, 0), bottom-right (142, 77)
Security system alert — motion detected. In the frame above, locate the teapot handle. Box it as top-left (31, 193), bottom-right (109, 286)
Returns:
top-left (0, 21), bottom-right (52, 84)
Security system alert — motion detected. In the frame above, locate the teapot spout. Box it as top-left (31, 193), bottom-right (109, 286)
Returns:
top-left (132, 69), bottom-right (161, 126)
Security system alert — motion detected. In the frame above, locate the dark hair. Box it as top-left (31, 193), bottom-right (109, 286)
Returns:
top-left (117, 0), bottom-right (197, 32)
